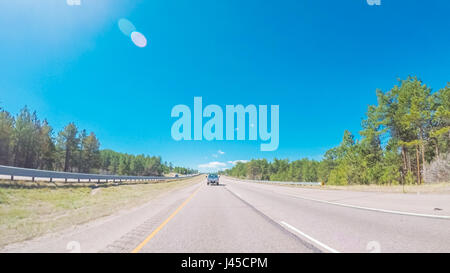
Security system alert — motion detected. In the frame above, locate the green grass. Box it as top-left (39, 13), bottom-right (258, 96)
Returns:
top-left (0, 175), bottom-right (202, 247)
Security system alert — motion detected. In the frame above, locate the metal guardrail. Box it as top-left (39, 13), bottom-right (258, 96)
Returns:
top-left (225, 176), bottom-right (322, 186)
top-left (0, 165), bottom-right (191, 183)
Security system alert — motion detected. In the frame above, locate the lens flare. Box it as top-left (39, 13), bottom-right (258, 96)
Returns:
top-left (131, 31), bottom-right (147, 48)
top-left (118, 18), bottom-right (136, 36)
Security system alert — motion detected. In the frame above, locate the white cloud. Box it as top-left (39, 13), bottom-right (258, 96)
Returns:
top-left (198, 161), bottom-right (227, 171)
top-left (227, 160), bottom-right (249, 165)
top-left (212, 150), bottom-right (225, 158)
top-left (198, 159), bottom-right (249, 172)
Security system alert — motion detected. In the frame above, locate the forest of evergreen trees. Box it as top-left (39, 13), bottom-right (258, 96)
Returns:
top-left (0, 106), bottom-right (196, 176)
top-left (224, 77), bottom-right (450, 185)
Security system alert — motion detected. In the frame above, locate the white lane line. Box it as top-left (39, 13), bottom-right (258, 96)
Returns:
top-left (284, 193), bottom-right (450, 220)
top-left (226, 180), bottom-right (242, 198)
top-left (233, 192), bottom-right (242, 198)
top-left (280, 221), bottom-right (340, 253)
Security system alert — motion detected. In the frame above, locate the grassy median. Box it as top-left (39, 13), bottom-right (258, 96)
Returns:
top-left (0, 175), bottom-right (202, 248)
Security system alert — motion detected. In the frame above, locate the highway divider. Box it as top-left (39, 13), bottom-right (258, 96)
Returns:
top-left (0, 165), bottom-right (196, 187)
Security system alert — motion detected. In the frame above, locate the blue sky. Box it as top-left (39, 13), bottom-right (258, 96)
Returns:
top-left (1, 0), bottom-right (450, 172)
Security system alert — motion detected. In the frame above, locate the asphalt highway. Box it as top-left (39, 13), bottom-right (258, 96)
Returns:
top-left (3, 176), bottom-right (450, 253)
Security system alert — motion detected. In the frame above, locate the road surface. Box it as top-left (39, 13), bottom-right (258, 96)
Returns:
top-left (2, 176), bottom-right (450, 253)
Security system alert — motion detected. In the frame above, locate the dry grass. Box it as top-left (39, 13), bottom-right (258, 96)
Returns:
top-left (0, 175), bottom-right (202, 247)
top-left (283, 182), bottom-right (450, 194)
top-left (322, 182), bottom-right (450, 194)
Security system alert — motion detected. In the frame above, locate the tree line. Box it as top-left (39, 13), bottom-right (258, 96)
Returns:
top-left (224, 77), bottom-right (450, 185)
top-left (0, 106), bottom-right (196, 176)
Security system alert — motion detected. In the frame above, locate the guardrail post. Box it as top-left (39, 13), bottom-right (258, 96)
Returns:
top-left (10, 175), bottom-right (14, 181)
top-left (50, 177), bottom-right (53, 182)
top-left (65, 178), bottom-right (67, 183)
top-left (32, 176), bottom-right (35, 182)
top-left (88, 178), bottom-right (91, 182)
top-left (78, 178), bottom-right (80, 182)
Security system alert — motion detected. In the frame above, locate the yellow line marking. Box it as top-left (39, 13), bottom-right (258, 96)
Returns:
top-left (131, 186), bottom-right (201, 253)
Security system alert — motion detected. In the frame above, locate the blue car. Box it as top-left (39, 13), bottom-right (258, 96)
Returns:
top-left (206, 174), bottom-right (220, 186)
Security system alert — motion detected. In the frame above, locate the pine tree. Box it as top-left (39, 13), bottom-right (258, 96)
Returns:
top-left (57, 123), bottom-right (79, 172)
top-left (38, 120), bottom-right (55, 170)
top-left (0, 109), bottom-right (14, 165)
top-left (81, 132), bottom-right (100, 173)
top-left (12, 107), bottom-right (37, 168)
